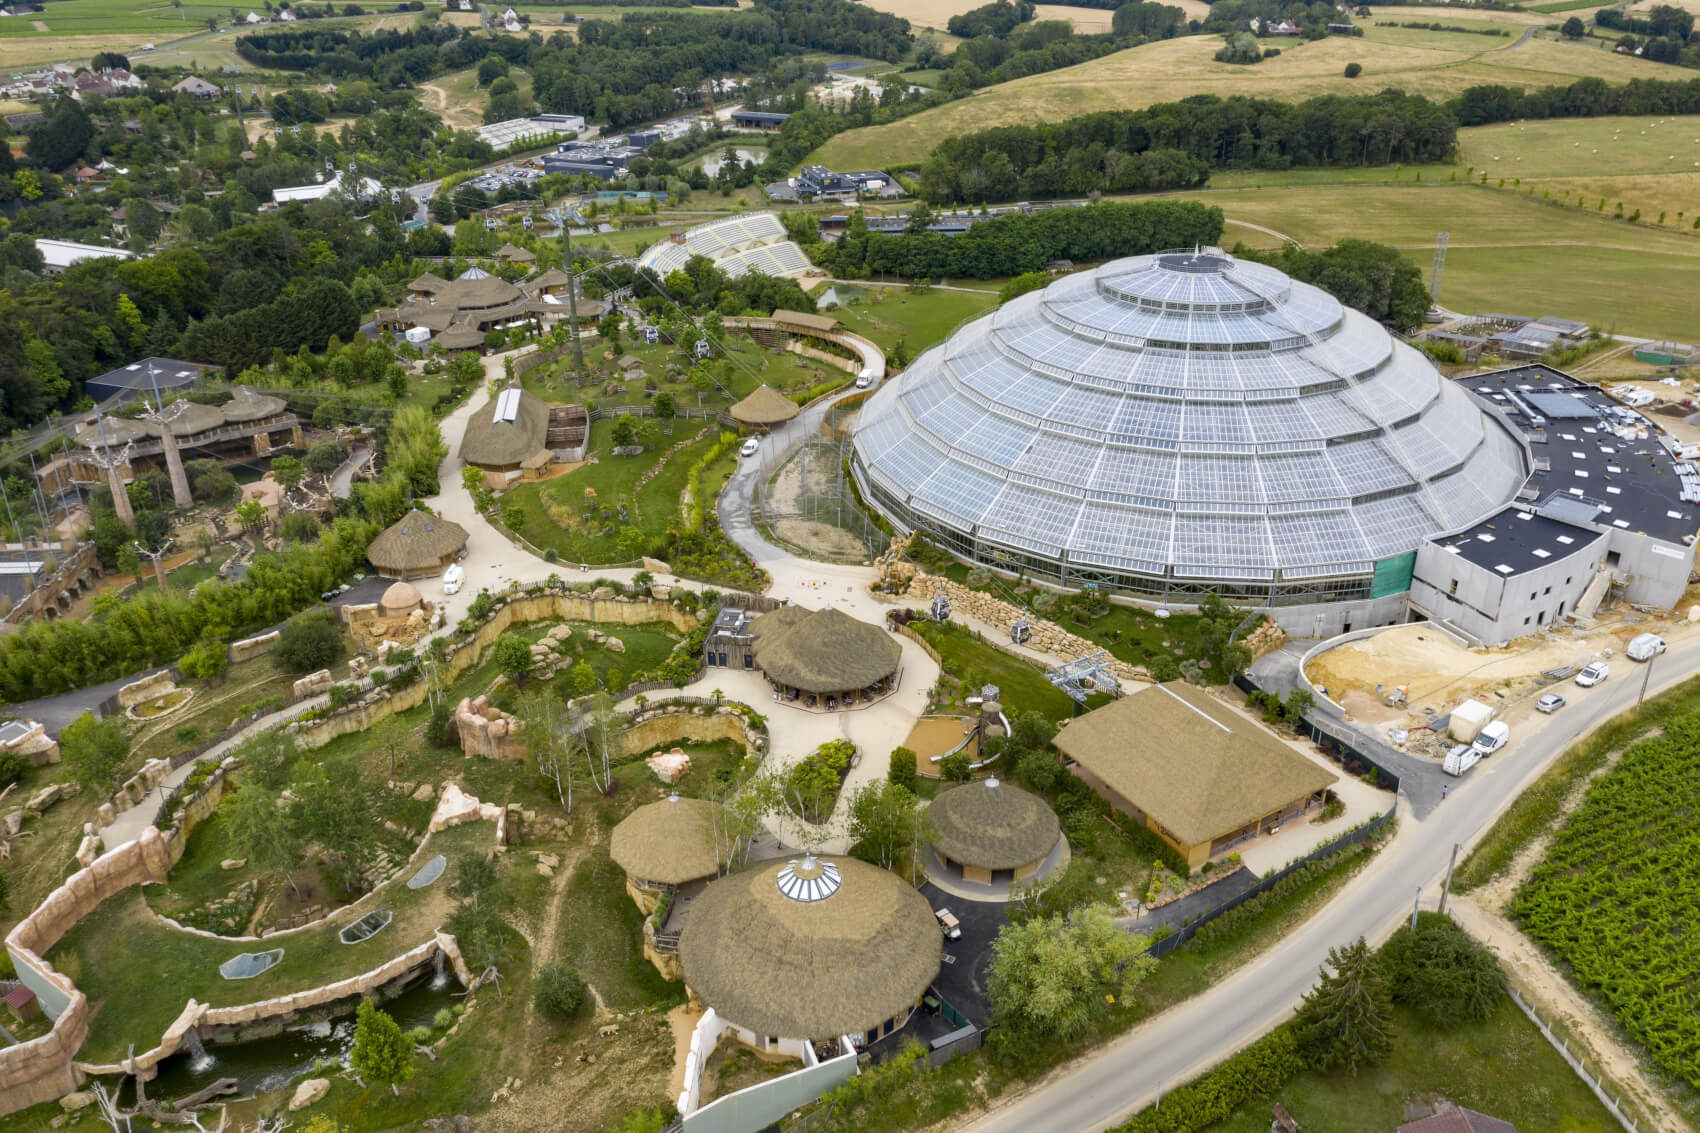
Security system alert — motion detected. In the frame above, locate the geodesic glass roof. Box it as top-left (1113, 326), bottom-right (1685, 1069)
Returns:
top-left (851, 250), bottom-right (1528, 585)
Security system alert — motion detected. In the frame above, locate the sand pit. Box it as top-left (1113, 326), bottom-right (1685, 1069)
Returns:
top-left (1303, 622), bottom-right (1633, 725)
top-left (903, 714), bottom-right (978, 777)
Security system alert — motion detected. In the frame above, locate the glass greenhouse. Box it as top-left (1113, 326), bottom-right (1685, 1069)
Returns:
top-left (850, 250), bottom-right (1529, 605)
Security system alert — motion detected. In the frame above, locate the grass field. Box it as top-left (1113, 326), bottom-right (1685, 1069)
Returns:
top-left (814, 25), bottom-right (1664, 170)
top-left (1208, 998), bottom-right (1619, 1131)
top-left (419, 66), bottom-right (536, 132)
top-left (0, 0), bottom-right (234, 37)
top-left (827, 282), bottom-right (1002, 354)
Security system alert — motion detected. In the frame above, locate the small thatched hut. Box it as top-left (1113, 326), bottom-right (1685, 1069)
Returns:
top-left (679, 854), bottom-right (940, 1048)
top-left (749, 605), bottom-right (900, 708)
top-left (435, 324), bottom-right (487, 353)
top-left (366, 509), bottom-right (468, 580)
top-left (610, 795), bottom-right (722, 911)
top-left (928, 778), bottom-right (1061, 886)
top-left (379, 580), bottom-right (424, 617)
top-left (729, 383), bottom-right (800, 429)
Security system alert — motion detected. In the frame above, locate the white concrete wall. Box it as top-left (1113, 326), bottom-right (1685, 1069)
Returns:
top-left (1411, 532), bottom-right (1606, 644)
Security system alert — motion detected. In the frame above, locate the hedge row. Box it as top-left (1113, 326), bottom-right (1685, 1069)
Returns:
top-left (1114, 1025), bottom-right (1306, 1132)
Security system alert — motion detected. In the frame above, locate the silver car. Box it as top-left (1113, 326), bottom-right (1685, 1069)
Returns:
top-left (1536, 693), bottom-right (1566, 714)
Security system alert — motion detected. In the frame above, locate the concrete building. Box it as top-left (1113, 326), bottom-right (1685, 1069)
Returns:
top-left (731, 109), bottom-right (790, 131)
top-left (1053, 682), bottom-right (1336, 870)
top-left (1409, 365), bottom-right (1699, 642)
top-left (34, 238), bottom-right (135, 275)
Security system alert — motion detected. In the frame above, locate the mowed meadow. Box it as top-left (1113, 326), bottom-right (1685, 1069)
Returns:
top-left (814, 20), bottom-right (1664, 169)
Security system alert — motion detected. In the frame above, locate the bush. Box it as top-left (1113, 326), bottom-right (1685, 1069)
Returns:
top-left (533, 963), bottom-right (588, 1018)
top-left (0, 750), bottom-right (27, 788)
top-left (274, 613), bottom-right (344, 674)
top-left (178, 636), bottom-right (230, 682)
top-left (433, 1008), bottom-right (455, 1029)
top-left (1379, 911), bottom-right (1502, 1026)
top-left (406, 1025), bottom-right (432, 1044)
top-left (939, 749), bottom-right (973, 782)
top-left (1344, 61), bottom-right (1363, 77)
top-left (887, 745), bottom-right (918, 792)
top-left (1114, 1025), bottom-right (1305, 1131)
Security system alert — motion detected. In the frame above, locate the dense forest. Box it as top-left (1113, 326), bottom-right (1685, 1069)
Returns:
top-left (811, 199), bottom-right (1224, 278)
top-left (915, 90), bottom-right (1458, 202)
top-left (1233, 239), bottom-right (1432, 328)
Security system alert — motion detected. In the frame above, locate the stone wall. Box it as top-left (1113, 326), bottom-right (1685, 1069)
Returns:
top-left (0, 993), bottom-right (88, 1114)
top-left (906, 575), bottom-right (1144, 682)
top-left (117, 670), bottom-right (175, 709)
top-left (615, 705), bottom-right (762, 760)
top-left (456, 696), bottom-right (525, 760)
top-left (229, 629), bottom-right (281, 664)
top-left (0, 720), bottom-right (60, 767)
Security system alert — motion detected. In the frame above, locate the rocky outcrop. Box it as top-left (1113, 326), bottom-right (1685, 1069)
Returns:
top-left (293, 669), bottom-right (333, 697)
top-left (906, 575), bottom-right (1144, 682)
top-left (288, 1078), bottom-right (330, 1111)
top-left (117, 671), bottom-right (174, 709)
top-left (229, 630), bottom-right (281, 663)
top-left (455, 697), bottom-right (524, 760)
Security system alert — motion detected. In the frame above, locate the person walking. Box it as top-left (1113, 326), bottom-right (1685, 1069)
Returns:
top-left (1441, 784), bottom-right (1449, 801)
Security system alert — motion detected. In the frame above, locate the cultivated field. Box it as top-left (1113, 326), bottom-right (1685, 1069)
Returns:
top-left (0, 0), bottom-right (236, 37)
top-left (814, 23), bottom-right (1664, 169)
top-left (1153, 179), bottom-right (1700, 338)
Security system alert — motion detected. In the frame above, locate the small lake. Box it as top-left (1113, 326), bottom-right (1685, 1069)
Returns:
top-left (699, 146), bottom-right (767, 177)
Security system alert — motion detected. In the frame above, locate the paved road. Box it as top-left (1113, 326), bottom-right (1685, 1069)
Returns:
top-left (7, 669), bottom-right (170, 735)
top-left (966, 638), bottom-right (1700, 1133)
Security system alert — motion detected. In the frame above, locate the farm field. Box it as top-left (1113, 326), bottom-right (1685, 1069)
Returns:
top-left (1508, 714), bottom-right (1700, 1093)
top-left (813, 24), bottom-right (1665, 169)
top-left (1152, 181), bottom-right (1700, 337)
top-left (1457, 114), bottom-right (1700, 178)
top-left (0, 0), bottom-right (232, 37)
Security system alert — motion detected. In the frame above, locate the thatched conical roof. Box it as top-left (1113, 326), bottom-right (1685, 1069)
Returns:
top-left (497, 242), bottom-right (536, 264)
top-left (929, 779), bottom-right (1060, 871)
top-left (460, 388), bottom-right (549, 467)
top-left (610, 796), bottom-right (721, 886)
top-left (729, 383), bottom-right (800, 427)
top-left (435, 324), bottom-right (487, 351)
top-left (366, 509), bottom-right (468, 575)
top-left (679, 855), bottom-right (940, 1040)
top-left (750, 606), bottom-right (900, 693)
top-left (380, 580), bottom-right (422, 616)
top-left (409, 271), bottom-right (448, 293)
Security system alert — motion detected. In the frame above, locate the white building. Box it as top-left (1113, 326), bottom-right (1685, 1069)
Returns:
top-left (34, 238), bottom-right (136, 275)
top-left (271, 171), bottom-right (384, 205)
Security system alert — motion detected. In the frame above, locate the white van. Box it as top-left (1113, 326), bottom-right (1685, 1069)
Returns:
top-left (1628, 633), bottom-right (1667, 661)
top-left (442, 563), bottom-right (465, 595)
top-left (1443, 744), bottom-right (1481, 776)
top-left (1471, 720), bottom-right (1510, 757)
top-left (1616, 385), bottom-right (1655, 408)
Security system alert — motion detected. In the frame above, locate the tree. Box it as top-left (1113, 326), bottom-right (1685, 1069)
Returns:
top-left (305, 439), bottom-right (347, 476)
top-left (988, 905), bottom-right (1155, 1047)
top-left (1294, 936), bottom-right (1393, 1073)
top-left (519, 692), bottom-right (573, 813)
top-left (300, 760), bottom-right (380, 892)
top-left (233, 729), bottom-right (297, 790)
top-left (1344, 62), bottom-right (1363, 78)
top-left (939, 749), bottom-right (973, 782)
top-left (350, 998), bottom-right (415, 1094)
top-left (270, 456), bottom-right (305, 491)
top-left (491, 634), bottom-right (534, 683)
top-left (653, 391), bottom-right (675, 418)
top-left (1562, 15), bottom-right (1585, 37)
top-left (178, 635), bottom-right (230, 682)
top-left (274, 612), bottom-right (343, 673)
top-left (533, 963), bottom-right (587, 1018)
top-left (610, 414), bottom-right (638, 447)
top-left (887, 745), bottom-right (918, 792)
top-left (847, 780), bottom-right (922, 872)
top-left (227, 782), bottom-right (307, 896)
top-left (235, 499), bottom-right (267, 533)
top-left (445, 851), bottom-right (513, 972)
top-left (1380, 912), bottom-right (1502, 1027)
top-left (59, 711), bottom-right (129, 790)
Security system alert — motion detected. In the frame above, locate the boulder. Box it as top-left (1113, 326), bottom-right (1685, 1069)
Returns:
top-left (221, 858), bottom-right (247, 871)
top-left (58, 1093), bottom-right (95, 1113)
top-left (603, 636), bottom-right (625, 654)
top-left (3, 808), bottom-right (21, 836)
top-left (547, 624), bottom-right (573, 642)
top-left (536, 862), bottom-right (553, 878)
top-left (288, 1078), bottom-right (330, 1112)
top-left (412, 782), bottom-right (436, 802)
top-left (25, 783), bottom-right (63, 814)
top-left (590, 586), bottom-right (617, 601)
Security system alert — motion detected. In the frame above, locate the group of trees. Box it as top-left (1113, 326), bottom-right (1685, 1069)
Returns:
top-left (1235, 238), bottom-right (1432, 329)
top-left (914, 90), bottom-right (1459, 203)
top-left (815, 200), bottom-right (1224, 281)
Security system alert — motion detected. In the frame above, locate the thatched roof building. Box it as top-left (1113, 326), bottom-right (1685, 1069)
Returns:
top-left (750, 606), bottom-right (900, 695)
top-left (367, 508), bottom-right (468, 580)
top-left (435, 324), bottom-right (487, 352)
top-left (497, 242), bottom-right (537, 264)
top-left (380, 580), bottom-right (423, 617)
top-left (679, 855), bottom-right (940, 1043)
top-left (1053, 681), bottom-right (1336, 869)
top-left (610, 796), bottom-right (722, 888)
top-left (460, 387), bottom-right (549, 472)
top-left (929, 778), bottom-right (1061, 883)
top-left (729, 384), bottom-right (800, 428)
top-left (772, 309), bottom-right (839, 334)
top-left (408, 271), bottom-right (448, 296)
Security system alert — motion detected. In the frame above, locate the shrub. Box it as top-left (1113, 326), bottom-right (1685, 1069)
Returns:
top-left (1344, 61), bottom-right (1363, 77)
top-left (1114, 1025), bottom-right (1305, 1131)
top-left (178, 636), bottom-right (230, 682)
top-left (1380, 911), bottom-right (1503, 1026)
top-left (406, 1025), bottom-right (432, 1045)
top-left (939, 750), bottom-right (973, 782)
top-left (887, 745), bottom-right (919, 792)
top-left (0, 750), bottom-right (27, 788)
top-left (533, 963), bottom-right (588, 1018)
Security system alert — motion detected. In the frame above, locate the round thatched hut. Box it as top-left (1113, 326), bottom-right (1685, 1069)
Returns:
top-left (610, 794), bottom-right (722, 913)
top-left (366, 508), bottom-right (469, 580)
top-left (679, 854), bottom-right (940, 1049)
top-left (928, 778), bottom-right (1062, 888)
top-left (749, 606), bottom-right (900, 709)
top-left (729, 383), bottom-right (800, 430)
top-left (379, 580), bottom-right (423, 618)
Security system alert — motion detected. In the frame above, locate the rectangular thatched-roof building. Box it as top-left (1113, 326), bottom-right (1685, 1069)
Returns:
top-left (1053, 681), bottom-right (1336, 870)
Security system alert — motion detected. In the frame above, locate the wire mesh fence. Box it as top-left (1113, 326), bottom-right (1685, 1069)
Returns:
top-left (751, 428), bottom-right (885, 565)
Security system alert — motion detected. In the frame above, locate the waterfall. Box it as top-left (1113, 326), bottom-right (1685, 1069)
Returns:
top-left (181, 1027), bottom-right (215, 1073)
top-left (431, 949), bottom-right (448, 990)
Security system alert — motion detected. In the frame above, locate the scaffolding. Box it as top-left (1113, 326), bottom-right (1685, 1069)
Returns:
top-left (752, 426), bottom-right (886, 565)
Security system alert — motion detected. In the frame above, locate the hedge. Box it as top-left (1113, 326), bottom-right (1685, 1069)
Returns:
top-left (1114, 1025), bottom-right (1306, 1132)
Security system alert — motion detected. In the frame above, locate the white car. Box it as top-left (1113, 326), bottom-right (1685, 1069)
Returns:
top-left (1575, 661), bottom-right (1609, 687)
top-left (1471, 720), bottom-right (1510, 757)
top-left (739, 437), bottom-right (760, 458)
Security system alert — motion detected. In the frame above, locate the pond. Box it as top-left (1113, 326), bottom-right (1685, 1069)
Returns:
top-left (698, 146), bottom-right (767, 177)
top-left (135, 973), bottom-right (460, 1102)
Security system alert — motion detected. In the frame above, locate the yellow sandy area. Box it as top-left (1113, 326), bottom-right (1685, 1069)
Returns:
top-left (904, 714), bottom-right (979, 776)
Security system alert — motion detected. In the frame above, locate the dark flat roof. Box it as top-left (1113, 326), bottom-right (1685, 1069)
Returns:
top-left (1433, 508), bottom-right (1602, 577)
top-left (1458, 365), bottom-right (1700, 546)
top-left (86, 357), bottom-right (220, 396)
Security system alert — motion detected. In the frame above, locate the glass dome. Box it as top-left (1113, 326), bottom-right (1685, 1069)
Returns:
top-left (850, 249), bottom-right (1528, 604)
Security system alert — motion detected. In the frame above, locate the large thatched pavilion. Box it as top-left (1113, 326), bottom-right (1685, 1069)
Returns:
top-left (729, 383), bottom-right (800, 430)
top-left (679, 855), bottom-right (940, 1050)
top-left (366, 509), bottom-right (468, 580)
top-left (928, 778), bottom-right (1063, 891)
top-left (747, 605), bottom-right (901, 710)
top-left (460, 387), bottom-right (550, 478)
top-left (610, 794), bottom-right (722, 914)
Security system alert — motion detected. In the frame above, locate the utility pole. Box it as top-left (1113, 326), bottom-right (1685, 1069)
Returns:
top-left (553, 209), bottom-right (585, 373)
top-left (1638, 652), bottom-right (1656, 711)
top-left (1438, 842), bottom-right (1460, 916)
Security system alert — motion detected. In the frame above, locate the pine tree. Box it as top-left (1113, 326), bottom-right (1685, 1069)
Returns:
top-left (1294, 936), bottom-right (1393, 1073)
top-left (350, 998), bottom-right (415, 1094)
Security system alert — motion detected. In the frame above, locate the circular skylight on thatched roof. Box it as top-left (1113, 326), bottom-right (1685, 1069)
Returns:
top-left (777, 855), bottom-right (841, 903)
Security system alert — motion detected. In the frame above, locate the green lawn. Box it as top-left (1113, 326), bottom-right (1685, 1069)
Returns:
top-left (52, 821), bottom-right (493, 1064)
top-left (1208, 999), bottom-right (1619, 1131)
top-left (909, 619), bottom-right (1099, 721)
top-left (0, 0), bottom-right (234, 36)
top-left (828, 283), bottom-right (1001, 357)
